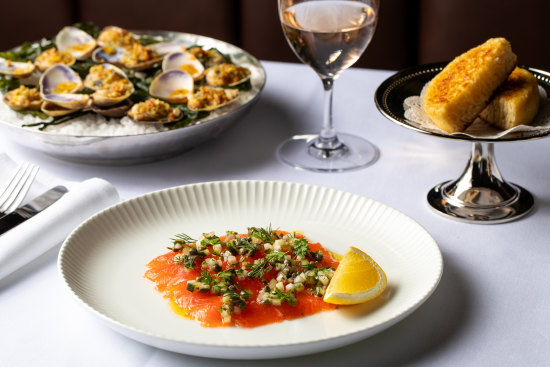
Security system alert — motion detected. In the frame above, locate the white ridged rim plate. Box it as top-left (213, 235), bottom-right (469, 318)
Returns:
top-left (58, 180), bottom-right (443, 359)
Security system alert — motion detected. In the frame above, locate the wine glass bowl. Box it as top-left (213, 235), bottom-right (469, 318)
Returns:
top-left (277, 0), bottom-right (380, 172)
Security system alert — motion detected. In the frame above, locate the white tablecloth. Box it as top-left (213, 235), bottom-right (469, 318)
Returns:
top-left (1, 61), bottom-right (549, 366)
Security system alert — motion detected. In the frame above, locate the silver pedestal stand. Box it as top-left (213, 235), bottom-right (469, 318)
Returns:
top-left (427, 142), bottom-right (534, 223)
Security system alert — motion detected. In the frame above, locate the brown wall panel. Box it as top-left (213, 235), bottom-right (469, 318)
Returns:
top-left (419, 0), bottom-right (550, 69)
top-left (0, 0), bottom-right (74, 50)
top-left (78, 0), bottom-right (240, 45)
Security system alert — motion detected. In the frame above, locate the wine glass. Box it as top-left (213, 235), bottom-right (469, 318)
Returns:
top-left (277, 0), bottom-right (380, 172)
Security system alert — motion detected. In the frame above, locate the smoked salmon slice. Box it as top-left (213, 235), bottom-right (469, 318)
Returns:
top-left (144, 227), bottom-right (339, 327)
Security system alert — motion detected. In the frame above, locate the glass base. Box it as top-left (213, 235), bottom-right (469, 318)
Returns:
top-left (276, 133), bottom-right (379, 172)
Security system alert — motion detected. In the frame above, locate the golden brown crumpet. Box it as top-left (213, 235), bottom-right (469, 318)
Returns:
top-left (422, 38), bottom-right (517, 133)
top-left (480, 67), bottom-right (540, 130)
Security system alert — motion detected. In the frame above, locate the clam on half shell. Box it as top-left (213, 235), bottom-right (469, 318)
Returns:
top-left (34, 48), bottom-right (75, 72)
top-left (2, 86), bottom-right (42, 111)
top-left (187, 86), bottom-right (240, 112)
top-left (39, 64), bottom-right (90, 111)
top-left (0, 58), bottom-right (35, 79)
top-left (162, 51), bottom-right (205, 81)
top-left (83, 63), bottom-right (129, 91)
top-left (149, 70), bottom-right (194, 104)
top-left (92, 79), bottom-right (134, 107)
top-left (205, 63), bottom-right (251, 87)
top-left (127, 98), bottom-right (183, 124)
top-left (56, 26), bottom-right (97, 60)
top-left (92, 45), bottom-right (163, 71)
top-left (97, 26), bottom-right (138, 48)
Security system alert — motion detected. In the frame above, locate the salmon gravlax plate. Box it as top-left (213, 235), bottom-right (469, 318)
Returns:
top-left (58, 180), bottom-right (443, 359)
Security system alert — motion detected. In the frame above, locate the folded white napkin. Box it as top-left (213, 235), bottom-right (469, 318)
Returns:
top-left (0, 154), bottom-right (119, 280)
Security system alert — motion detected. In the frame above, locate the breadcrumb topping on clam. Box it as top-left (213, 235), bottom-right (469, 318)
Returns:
top-left (206, 63), bottom-right (251, 86)
top-left (128, 98), bottom-right (182, 123)
top-left (188, 86), bottom-right (239, 111)
top-left (121, 43), bottom-right (160, 68)
top-left (98, 27), bottom-right (138, 47)
top-left (84, 65), bottom-right (126, 90)
top-left (34, 48), bottom-right (75, 71)
top-left (3, 85), bottom-right (42, 111)
top-left (94, 79), bottom-right (133, 99)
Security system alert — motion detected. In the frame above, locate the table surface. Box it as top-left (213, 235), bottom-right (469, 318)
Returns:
top-left (1, 61), bottom-right (549, 367)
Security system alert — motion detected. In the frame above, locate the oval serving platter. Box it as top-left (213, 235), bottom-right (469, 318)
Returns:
top-left (58, 180), bottom-right (443, 359)
top-left (0, 31), bottom-right (266, 164)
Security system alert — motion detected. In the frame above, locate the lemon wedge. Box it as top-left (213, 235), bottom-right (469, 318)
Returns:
top-left (324, 246), bottom-right (387, 305)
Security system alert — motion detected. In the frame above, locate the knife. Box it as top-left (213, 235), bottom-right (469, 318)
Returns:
top-left (0, 185), bottom-right (68, 235)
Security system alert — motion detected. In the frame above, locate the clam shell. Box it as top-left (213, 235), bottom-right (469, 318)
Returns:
top-left (91, 99), bottom-right (133, 117)
top-left (0, 58), bottom-right (35, 78)
top-left (162, 51), bottom-right (204, 81)
top-left (41, 101), bottom-right (82, 117)
top-left (39, 64), bottom-right (83, 95)
top-left (149, 70), bottom-right (194, 104)
top-left (41, 92), bottom-right (90, 110)
top-left (56, 26), bottom-right (97, 60)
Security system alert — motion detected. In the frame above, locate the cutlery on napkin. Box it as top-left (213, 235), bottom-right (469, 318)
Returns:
top-left (0, 153), bottom-right (120, 280)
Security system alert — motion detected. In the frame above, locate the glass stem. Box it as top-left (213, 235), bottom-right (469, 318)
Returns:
top-left (314, 77), bottom-right (342, 150)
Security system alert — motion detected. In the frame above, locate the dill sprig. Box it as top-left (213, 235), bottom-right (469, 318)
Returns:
top-left (248, 225), bottom-right (275, 244)
top-left (265, 251), bottom-right (286, 264)
top-left (274, 288), bottom-right (297, 306)
top-left (247, 259), bottom-right (272, 279)
top-left (171, 233), bottom-right (197, 245)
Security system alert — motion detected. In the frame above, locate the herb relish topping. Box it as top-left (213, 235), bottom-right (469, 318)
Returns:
top-left (168, 227), bottom-right (336, 324)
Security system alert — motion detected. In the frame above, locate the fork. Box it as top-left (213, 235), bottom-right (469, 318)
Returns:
top-left (0, 162), bottom-right (39, 216)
